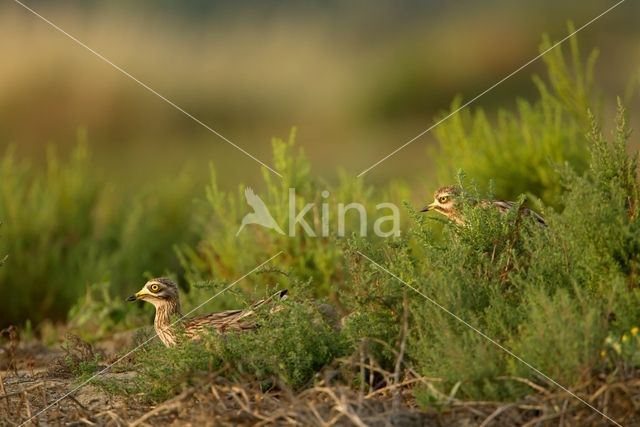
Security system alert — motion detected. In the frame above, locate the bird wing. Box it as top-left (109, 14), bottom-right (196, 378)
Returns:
top-left (183, 309), bottom-right (247, 336)
top-left (183, 290), bottom-right (288, 336)
top-left (491, 200), bottom-right (515, 214)
top-left (250, 289), bottom-right (288, 310)
top-left (527, 209), bottom-right (547, 226)
top-left (492, 200), bottom-right (546, 226)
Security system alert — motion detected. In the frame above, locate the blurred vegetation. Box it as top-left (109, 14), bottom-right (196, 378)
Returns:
top-left (177, 129), bottom-right (411, 310)
top-left (0, 140), bottom-right (200, 328)
top-left (433, 31), bottom-right (597, 206)
top-left (1, 1), bottom-right (637, 185)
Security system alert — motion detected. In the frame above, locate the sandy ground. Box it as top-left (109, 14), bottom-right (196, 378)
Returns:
top-left (2, 335), bottom-right (639, 426)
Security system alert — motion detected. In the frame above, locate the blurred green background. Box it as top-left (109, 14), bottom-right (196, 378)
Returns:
top-left (1, 0), bottom-right (639, 330)
top-left (2, 0), bottom-right (638, 186)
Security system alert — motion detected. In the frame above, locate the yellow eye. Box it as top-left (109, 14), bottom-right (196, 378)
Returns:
top-left (439, 196), bottom-right (448, 203)
top-left (149, 284), bottom-right (160, 292)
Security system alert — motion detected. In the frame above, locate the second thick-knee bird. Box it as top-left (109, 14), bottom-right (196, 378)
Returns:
top-left (421, 185), bottom-right (545, 226)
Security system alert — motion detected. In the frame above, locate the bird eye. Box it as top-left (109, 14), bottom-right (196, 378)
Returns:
top-left (149, 284), bottom-right (160, 292)
top-left (439, 196), bottom-right (448, 203)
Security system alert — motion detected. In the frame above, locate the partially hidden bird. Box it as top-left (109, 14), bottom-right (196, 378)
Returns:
top-left (236, 187), bottom-right (285, 236)
top-left (127, 278), bottom-right (288, 347)
top-left (421, 185), bottom-right (546, 226)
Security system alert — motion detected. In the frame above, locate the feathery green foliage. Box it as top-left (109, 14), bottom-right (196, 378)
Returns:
top-left (220, 298), bottom-right (347, 389)
top-left (339, 37), bottom-right (640, 403)
top-left (0, 143), bottom-right (199, 329)
top-left (116, 338), bottom-right (222, 403)
top-left (365, 101), bottom-right (640, 402)
top-left (178, 129), bottom-right (410, 310)
top-left (117, 298), bottom-right (345, 403)
top-left (0, 144), bottom-right (105, 326)
top-left (433, 27), bottom-right (597, 207)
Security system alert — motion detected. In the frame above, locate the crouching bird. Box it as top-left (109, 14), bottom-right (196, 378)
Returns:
top-left (421, 185), bottom-right (546, 226)
top-left (127, 278), bottom-right (288, 347)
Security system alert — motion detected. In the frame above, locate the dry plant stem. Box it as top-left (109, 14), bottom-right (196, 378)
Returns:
top-left (130, 387), bottom-right (198, 427)
top-left (317, 386), bottom-right (368, 427)
top-left (22, 391), bottom-right (32, 425)
top-left (94, 410), bottom-right (125, 425)
top-left (209, 384), bottom-right (225, 410)
top-left (68, 394), bottom-right (90, 413)
top-left (231, 385), bottom-right (269, 421)
top-left (447, 381), bottom-right (462, 404)
top-left (521, 410), bottom-right (567, 427)
top-left (365, 377), bottom-right (427, 399)
top-left (307, 402), bottom-right (327, 426)
top-left (0, 373), bottom-right (9, 413)
top-left (0, 381), bottom-right (63, 399)
top-left (478, 403), bottom-right (516, 427)
top-left (497, 376), bottom-right (551, 396)
top-left (368, 355), bottom-right (375, 394)
top-left (560, 398), bottom-right (570, 426)
top-left (348, 359), bottom-right (391, 381)
top-left (359, 342), bottom-right (366, 402)
top-left (255, 410), bottom-right (291, 426)
top-left (39, 386), bottom-right (47, 414)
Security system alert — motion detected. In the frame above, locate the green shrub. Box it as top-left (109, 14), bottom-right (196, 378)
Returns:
top-left (49, 333), bottom-right (103, 379)
top-left (510, 288), bottom-right (604, 385)
top-left (67, 281), bottom-right (144, 340)
top-left (107, 172), bottom-right (200, 292)
top-left (117, 296), bottom-right (345, 402)
top-left (220, 298), bottom-right (347, 389)
top-left (178, 129), bottom-right (410, 309)
top-left (0, 143), bottom-right (200, 329)
top-left (126, 339), bottom-right (222, 403)
top-left (0, 144), bottom-right (107, 326)
top-left (432, 28), bottom-right (596, 207)
top-left (399, 101), bottom-right (640, 401)
top-left (340, 237), bottom-right (407, 370)
top-left (508, 101), bottom-right (640, 380)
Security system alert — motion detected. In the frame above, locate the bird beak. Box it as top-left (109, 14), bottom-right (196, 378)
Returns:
top-left (420, 203), bottom-right (435, 212)
top-left (126, 288), bottom-right (151, 302)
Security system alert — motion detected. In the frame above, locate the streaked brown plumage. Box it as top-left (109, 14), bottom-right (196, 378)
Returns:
top-left (126, 278), bottom-right (287, 347)
top-left (421, 185), bottom-right (546, 226)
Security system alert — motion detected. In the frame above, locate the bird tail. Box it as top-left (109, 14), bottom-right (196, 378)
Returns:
top-left (251, 289), bottom-right (288, 310)
top-left (226, 290), bottom-right (288, 327)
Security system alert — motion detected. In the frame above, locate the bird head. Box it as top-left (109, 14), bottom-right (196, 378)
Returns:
top-left (127, 278), bottom-right (182, 314)
top-left (421, 185), bottom-right (464, 223)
